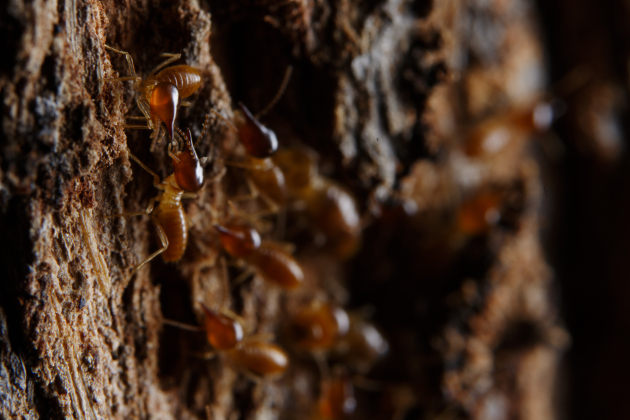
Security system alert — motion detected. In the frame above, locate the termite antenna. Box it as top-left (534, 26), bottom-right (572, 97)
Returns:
top-left (256, 65), bottom-right (293, 119)
top-left (209, 108), bottom-right (239, 132)
top-left (199, 112), bottom-right (212, 141)
top-left (162, 318), bottom-right (204, 332)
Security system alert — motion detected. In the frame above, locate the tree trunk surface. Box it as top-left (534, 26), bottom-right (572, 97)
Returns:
top-left (0, 0), bottom-right (627, 419)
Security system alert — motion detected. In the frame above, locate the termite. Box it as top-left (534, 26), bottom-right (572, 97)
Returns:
top-left (462, 100), bottom-right (554, 159)
top-left (273, 147), bottom-right (362, 259)
top-left (462, 68), bottom-right (590, 159)
top-left (105, 45), bottom-right (202, 139)
top-left (226, 338), bottom-right (289, 379)
top-left (214, 222), bottom-right (305, 289)
top-left (288, 302), bottom-right (350, 352)
top-left (165, 304), bottom-right (289, 378)
top-left (331, 314), bottom-right (389, 374)
top-left (212, 67), bottom-right (293, 211)
top-left (120, 126), bottom-right (205, 272)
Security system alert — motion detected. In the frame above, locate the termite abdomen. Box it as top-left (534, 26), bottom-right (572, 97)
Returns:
top-left (245, 242), bottom-right (305, 289)
top-left (227, 340), bottom-right (289, 378)
top-left (153, 65), bottom-right (202, 98)
top-left (154, 186), bottom-right (187, 262)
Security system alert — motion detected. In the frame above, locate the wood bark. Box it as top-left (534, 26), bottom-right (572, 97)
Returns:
top-left (3, 0), bottom-right (624, 419)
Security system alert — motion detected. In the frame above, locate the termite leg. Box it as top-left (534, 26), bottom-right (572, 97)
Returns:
top-left (255, 65), bottom-right (293, 119)
top-left (313, 352), bottom-right (330, 380)
top-left (104, 45), bottom-right (138, 80)
top-left (106, 194), bottom-right (159, 221)
top-left (231, 266), bottom-right (256, 289)
top-left (149, 52), bottom-right (182, 75)
top-left (106, 76), bottom-right (141, 83)
top-left (128, 152), bottom-right (162, 188)
top-left (162, 318), bottom-right (203, 332)
top-left (131, 223), bottom-right (169, 275)
top-left (245, 332), bottom-right (276, 342)
top-left (181, 192), bottom-right (199, 199)
top-left (227, 178), bottom-right (281, 220)
top-left (180, 100), bottom-right (193, 107)
top-left (191, 350), bottom-right (217, 361)
top-left (124, 124), bottom-right (151, 130)
top-left (209, 108), bottom-right (238, 131)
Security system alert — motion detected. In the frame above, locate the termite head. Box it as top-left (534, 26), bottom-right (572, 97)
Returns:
top-left (150, 82), bottom-right (179, 139)
top-left (201, 304), bottom-right (244, 350)
top-left (235, 102), bottom-right (279, 158)
top-left (214, 223), bottom-right (262, 258)
top-left (172, 128), bottom-right (204, 192)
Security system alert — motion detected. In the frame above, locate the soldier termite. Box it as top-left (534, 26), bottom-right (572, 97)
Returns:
top-left (116, 126), bottom-right (205, 272)
top-left (164, 304), bottom-right (289, 379)
top-left (105, 45), bottom-right (202, 140)
top-left (214, 222), bottom-right (305, 289)
top-left (331, 314), bottom-right (389, 374)
top-left (272, 147), bottom-right (362, 259)
top-left (462, 100), bottom-right (555, 159)
top-left (212, 67), bottom-right (293, 212)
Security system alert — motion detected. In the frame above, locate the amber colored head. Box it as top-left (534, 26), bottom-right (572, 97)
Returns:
top-left (214, 223), bottom-right (262, 258)
top-left (172, 128), bottom-right (204, 192)
top-left (236, 102), bottom-right (279, 158)
top-left (227, 340), bottom-right (289, 378)
top-left (318, 375), bottom-right (357, 420)
top-left (150, 82), bottom-right (179, 138)
top-left (245, 242), bottom-right (304, 289)
top-left (201, 305), bottom-right (244, 350)
top-left (289, 304), bottom-right (349, 351)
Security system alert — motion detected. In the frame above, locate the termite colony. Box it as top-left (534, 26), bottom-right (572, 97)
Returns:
top-left (104, 43), bottom-right (390, 419)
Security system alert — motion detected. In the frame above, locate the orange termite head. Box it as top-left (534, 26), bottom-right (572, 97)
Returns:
top-left (150, 82), bottom-right (179, 139)
top-left (318, 374), bottom-right (357, 420)
top-left (214, 223), bottom-right (262, 258)
top-left (235, 102), bottom-right (279, 158)
top-left (201, 304), bottom-right (244, 350)
top-left (289, 303), bottom-right (350, 351)
top-left (172, 128), bottom-right (204, 192)
top-left (227, 339), bottom-right (289, 378)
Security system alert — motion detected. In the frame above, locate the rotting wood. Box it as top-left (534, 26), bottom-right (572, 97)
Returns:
top-left (0, 0), bottom-right (578, 419)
